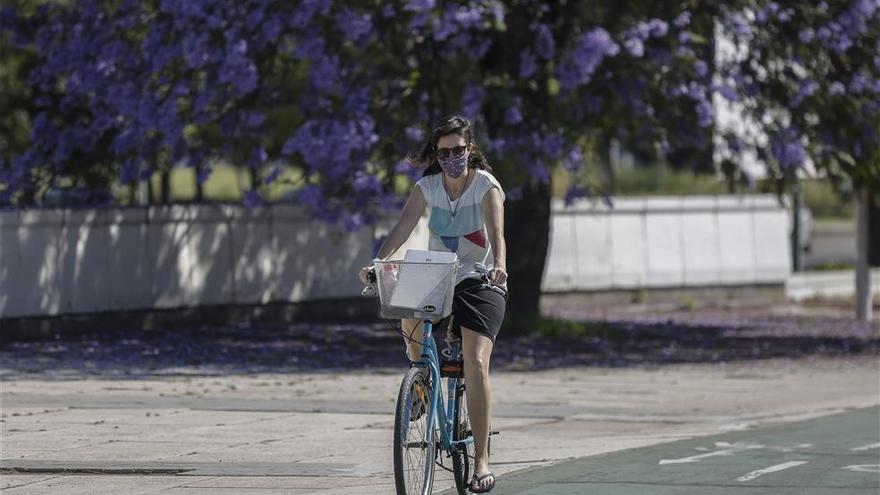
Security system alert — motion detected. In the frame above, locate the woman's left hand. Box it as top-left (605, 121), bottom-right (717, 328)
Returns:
top-left (489, 266), bottom-right (508, 285)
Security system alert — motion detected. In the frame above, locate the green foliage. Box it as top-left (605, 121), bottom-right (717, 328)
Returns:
top-left (553, 164), bottom-right (728, 197)
top-left (802, 179), bottom-right (854, 219)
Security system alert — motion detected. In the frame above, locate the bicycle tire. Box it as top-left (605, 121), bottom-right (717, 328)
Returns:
top-left (393, 366), bottom-right (436, 495)
top-left (451, 382), bottom-right (474, 495)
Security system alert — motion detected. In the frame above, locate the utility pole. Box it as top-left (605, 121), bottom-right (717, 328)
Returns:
top-left (790, 181), bottom-right (803, 272)
top-left (855, 188), bottom-right (873, 321)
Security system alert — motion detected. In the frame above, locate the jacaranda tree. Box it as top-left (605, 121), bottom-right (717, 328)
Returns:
top-left (1, 0), bottom-right (877, 322)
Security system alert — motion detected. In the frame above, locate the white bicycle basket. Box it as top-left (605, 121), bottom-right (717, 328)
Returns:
top-left (373, 251), bottom-right (459, 320)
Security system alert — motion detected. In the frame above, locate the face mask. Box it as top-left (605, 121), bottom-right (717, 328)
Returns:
top-left (438, 150), bottom-right (469, 178)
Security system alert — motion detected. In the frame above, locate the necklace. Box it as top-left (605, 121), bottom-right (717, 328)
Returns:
top-left (443, 170), bottom-right (471, 220)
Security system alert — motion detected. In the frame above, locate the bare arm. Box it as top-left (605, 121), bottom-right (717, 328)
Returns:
top-left (358, 186), bottom-right (427, 284)
top-left (481, 187), bottom-right (507, 285)
top-left (375, 185), bottom-right (427, 260)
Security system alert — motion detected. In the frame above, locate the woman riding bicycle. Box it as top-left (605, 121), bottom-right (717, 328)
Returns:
top-left (358, 114), bottom-right (507, 493)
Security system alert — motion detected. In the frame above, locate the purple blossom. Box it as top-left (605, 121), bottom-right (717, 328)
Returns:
top-left (404, 0), bottom-right (435, 13)
top-left (849, 71), bottom-right (871, 93)
top-left (694, 60), bottom-right (709, 78)
top-left (525, 159), bottom-right (550, 183)
top-left (119, 159), bottom-right (139, 184)
top-left (352, 171), bottom-right (381, 194)
top-left (624, 38), bottom-right (644, 57)
top-left (673, 11), bottom-right (691, 28)
top-left (726, 135), bottom-right (744, 154)
top-left (789, 79), bottom-right (819, 107)
top-left (309, 55), bottom-right (340, 93)
top-left (394, 160), bottom-right (422, 181)
top-left (289, 0), bottom-right (332, 28)
top-left (829, 81), bottom-right (846, 95)
top-left (534, 23), bottom-right (555, 60)
top-left (563, 148), bottom-right (583, 172)
top-left (263, 166), bottom-right (284, 186)
top-left (519, 50), bottom-right (537, 79)
top-left (503, 105), bottom-right (523, 126)
top-left (769, 127), bottom-right (806, 170)
top-left (714, 83), bottom-right (739, 103)
top-left (696, 99), bottom-right (714, 127)
top-left (726, 12), bottom-right (751, 37)
top-left (799, 29), bottom-right (815, 43)
top-left (777, 8), bottom-right (793, 23)
top-left (557, 28), bottom-right (618, 89)
top-left (248, 145), bottom-right (268, 167)
top-left (405, 125), bottom-right (424, 142)
top-left (541, 133), bottom-right (565, 158)
top-left (242, 189), bottom-right (263, 208)
top-left (564, 184), bottom-right (589, 206)
top-left (505, 186), bottom-right (523, 201)
top-left (335, 8), bottom-right (373, 44)
top-left (461, 85), bottom-right (485, 119)
top-left (647, 18), bottom-right (669, 37)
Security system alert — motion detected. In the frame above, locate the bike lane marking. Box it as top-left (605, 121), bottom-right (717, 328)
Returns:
top-left (850, 442), bottom-right (880, 451)
top-left (735, 460), bottom-right (809, 482)
top-left (843, 465), bottom-right (880, 473)
top-left (437, 406), bottom-right (880, 494)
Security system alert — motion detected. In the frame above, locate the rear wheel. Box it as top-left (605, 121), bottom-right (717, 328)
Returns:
top-left (451, 381), bottom-right (474, 495)
top-left (393, 366), bottom-right (435, 495)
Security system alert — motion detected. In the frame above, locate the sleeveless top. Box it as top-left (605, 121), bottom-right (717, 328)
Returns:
top-left (415, 169), bottom-right (505, 284)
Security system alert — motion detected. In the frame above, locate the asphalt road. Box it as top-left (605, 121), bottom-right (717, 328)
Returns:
top-left (444, 406), bottom-right (880, 495)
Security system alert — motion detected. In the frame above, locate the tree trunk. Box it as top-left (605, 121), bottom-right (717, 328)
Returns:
top-left (146, 177), bottom-right (154, 205)
top-left (194, 165), bottom-right (204, 203)
top-left (160, 170), bottom-right (171, 204)
top-left (855, 188), bottom-right (873, 321)
top-left (503, 179), bottom-right (551, 331)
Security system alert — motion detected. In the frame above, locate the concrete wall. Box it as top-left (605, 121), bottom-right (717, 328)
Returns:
top-left (0, 205), bottom-right (382, 319)
top-left (543, 195), bottom-right (791, 292)
top-left (1, 195), bottom-right (790, 319)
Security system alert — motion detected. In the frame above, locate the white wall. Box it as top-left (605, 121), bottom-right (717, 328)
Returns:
top-left (0, 205), bottom-right (377, 318)
top-left (543, 195), bottom-right (791, 292)
top-left (1, 195), bottom-right (791, 319)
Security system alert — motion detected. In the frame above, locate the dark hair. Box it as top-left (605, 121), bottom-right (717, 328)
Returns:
top-left (407, 114), bottom-right (492, 177)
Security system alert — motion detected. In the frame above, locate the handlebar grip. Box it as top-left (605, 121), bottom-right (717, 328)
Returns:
top-left (473, 262), bottom-right (490, 274)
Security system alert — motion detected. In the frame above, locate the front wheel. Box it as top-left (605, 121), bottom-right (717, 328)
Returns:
top-left (393, 366), bottom-right (435, 495)
top-left (451, 382), bottom-right (474, 495)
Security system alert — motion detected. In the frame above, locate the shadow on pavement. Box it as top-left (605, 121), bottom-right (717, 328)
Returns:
top-left (1, 311), bottom-right (877, 379)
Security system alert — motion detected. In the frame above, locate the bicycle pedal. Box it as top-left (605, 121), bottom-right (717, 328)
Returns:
top-left (440, 359), bottom-right (464, 378)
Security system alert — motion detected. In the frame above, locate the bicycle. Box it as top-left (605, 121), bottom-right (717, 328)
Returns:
top-left (363, 255), bottom-right (502, 495)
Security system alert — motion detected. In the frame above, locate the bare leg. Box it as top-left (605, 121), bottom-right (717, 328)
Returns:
top-left (461, 326), bottom-right (495, 491)
top-left (400, 319), bottom-right (423, 362)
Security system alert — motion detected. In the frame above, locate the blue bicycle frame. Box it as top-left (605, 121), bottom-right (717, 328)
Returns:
top-left (413, 319), bottom-right (474, 453)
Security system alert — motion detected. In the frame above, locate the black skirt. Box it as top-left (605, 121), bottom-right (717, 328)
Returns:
top-left (437, 277), bottom-right (508, 343)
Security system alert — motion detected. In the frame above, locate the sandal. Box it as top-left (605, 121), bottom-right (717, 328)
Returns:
top-left (410, 383), bottom-right (426, 422)
top-left (469, 472), bottom-right (495, 493)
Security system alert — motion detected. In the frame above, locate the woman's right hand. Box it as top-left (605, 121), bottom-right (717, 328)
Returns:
top-left (358, 264), bottom-right (373, 285)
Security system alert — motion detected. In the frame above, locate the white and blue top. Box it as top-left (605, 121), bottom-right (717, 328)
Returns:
top-left (415, 169), bottom-right (505, 284)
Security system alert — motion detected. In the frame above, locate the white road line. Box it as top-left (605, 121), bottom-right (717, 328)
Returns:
top-left (842, 464), bottom-right (880, 473)
top-left (850, 442), bottom-right (880, 451)
top-left (659, 444), bottom-right (767, 465)
top-left (736, 461), bottom-right (809, 482)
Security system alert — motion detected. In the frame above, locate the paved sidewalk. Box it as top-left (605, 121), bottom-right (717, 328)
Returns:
top-left (2, 356), bottom-right (879, 494)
